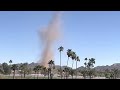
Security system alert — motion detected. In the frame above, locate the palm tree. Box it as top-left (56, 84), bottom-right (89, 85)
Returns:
top-left (80, 70), bottom-right (86, 79)
top-left (35, 65), bottom-right (42, 79)
top-left (19, 64), bottom-right (23, 79)
top-left (64, 67), bottom-right (70, 79)
top-left (111, 68), bottom-right (119, 79)
top-left (19, 63), bottom-right (28, 78)
top-left (48, 60), bottom-right (55, 79)
top-left (33, 66), bottom-right (37, 79)
top-left (90, 58), bottom-right (95, 65)
top-left (76, 56), bottom-right (80, 78)
top-left (67, 49), bottom-right (72, 67)
top-left (105, 69), bottom-right (110, 79)
top-left (47, 68), bottom-right (50, 79)
top-left (11, 64), bottom-right (18, 79)
top-left (42, 67), bottom-right (47, 79)
top-left (58, 46), bottom-right (64, 79)
top-left (87, 58), bottom-right (95, 79)
top-left (9, 60), bottom-right (12, 76)
top-left (71, 51), bottom-right (76, 79)
top-left (9, 60), bottom-right (12, 65)
top-left (66, 49), bottom-right (72, 79)
top-left (84, 58), bottom-right (88, 79)
top-left (27, 68), bottom-right (32, 76)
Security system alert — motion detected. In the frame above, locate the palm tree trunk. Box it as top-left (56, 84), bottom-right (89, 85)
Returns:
top-left (24, 71), bottom-right (25, 78)
top-left (67, 57), bottom-right (69, 67)
top-left (44, 71), bottom-right (45, 79)
top-left (44, 73), bottom-right (45, 79)
top-left (48, 70), bottom-right (49, 79)
top-left (50, 69), bottom-right (52, 79)
top-left (76, 60), bottom-right (77, 79)
top-left (38, 71), bottom-right (40, 79)
top-left (60, 51), bottom-right (62, 79)
top-left (13, 70), bottom-right (15, 79)
top-left (72, 60), bottom-right (74, 79)
top-left (85, 63), bottom-right (87, 79)
top-left (9, 64), bottom-right (11, 77)
top-left (66, 57), bottom-right (69, 79)
top-left (34, 72), bottom-right (36, 79)
top-left (21, 74), bottom-right (22, 79)
top-left (37, 72), bottom-right (39, 79)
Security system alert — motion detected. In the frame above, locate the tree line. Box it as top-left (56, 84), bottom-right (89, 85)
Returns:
top-left (1, 46), bottom-right (119, 79)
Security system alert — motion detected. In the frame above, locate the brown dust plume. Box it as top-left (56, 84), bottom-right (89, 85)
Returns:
top-left (39, 11), bottom-right (62, 68)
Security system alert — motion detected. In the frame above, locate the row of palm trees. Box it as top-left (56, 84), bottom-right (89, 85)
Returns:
top-left (33, 60), bottom-right (55, 79)
top-left (84, 58), bottom-right (95, 79)
top-left (7, 46), bottom-right (95, 79)
top-left (7, 59), bottom-right (55, 79)
top-left (58, 46), bottom-right (80, 79)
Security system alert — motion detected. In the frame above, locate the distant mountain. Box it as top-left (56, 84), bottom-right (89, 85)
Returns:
top-left (76, 63), bottom-right (120, 72)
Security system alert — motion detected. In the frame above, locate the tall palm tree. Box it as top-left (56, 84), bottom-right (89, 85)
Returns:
top-left (90, 58), bottom-right (95, 66)
top-left (47, 68), bottom-right (50, 79)
top-left (66, 49), bottom-right (72, 79)
top-left (76, 56), bottom-right (80, 79)
top-left (9, 60), bottom-right (12, 65)
top-left (48, 60), bottom-right (55, 79)
top-left (67, 49), bottom-right (72, 67)
top-left (9, 60), bottom-right (12, 76)
top-left (11, 64), bottom-right (18, 79)
top-left (87, 58), bottom-right (95, 79)
top-left (71, 51), bottom-right (76, 79)
top-left (84, 58), bottom-right (88, 79)
top-left (58, 46), bottom-right (64, 79)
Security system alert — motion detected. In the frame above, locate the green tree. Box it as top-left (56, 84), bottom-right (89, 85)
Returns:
top-left (64, 67), bottom-right (70, 79)
top-left (27, 68), bottom-right (32, 75)
top-left (19, 63), bottom-right (28, 78)
top-left (33, 66), bottom-right (37, 79)
top-left (111, 68), bottom-right (119, 79)
top-left (69, 69), bottom-right (75, 78)
top-left (42, 67), bottom-right (47, 78)
top-left (11, 64), bottom-right (18, 79)
top-left (66, 49), bottom-right (72, 79)
top-left (2, 63), bottom-right (11, 75)
top-left (80, 70), bottom-right (87, 79)
top-left (104, 69), bottom-right (110, 79)
top-left (48, 60), bottom-right (55, 79)
top-left (67, 49), bottom-right (72, 67)
top-left (58, 46), bottom-right (64, 79)
top-left (35, 65), bottom-right (43, 79)
top-left (76, 56), bottom-right (80, 78)
top-left (87, 58), bottom-right (95, 79)
top-left (71, 51), bottom-right (76, 79)
top-left (9, 60), bottom-right (12, 65)
top-left (84, 58), bottom-right (95, 79)
top-left (9, 60), bottom-right (12, 76)
top-left (84, 58), bottom-right (88, 78)
top-left (0, 65), bottom-right (4, 74)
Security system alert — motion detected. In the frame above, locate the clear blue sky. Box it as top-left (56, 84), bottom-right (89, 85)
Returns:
top-left (0, 11), bottom-right (120, 68)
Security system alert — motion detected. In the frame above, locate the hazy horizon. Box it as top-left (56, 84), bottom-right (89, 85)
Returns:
top-left (0, 11), bottom-right (120, 68)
